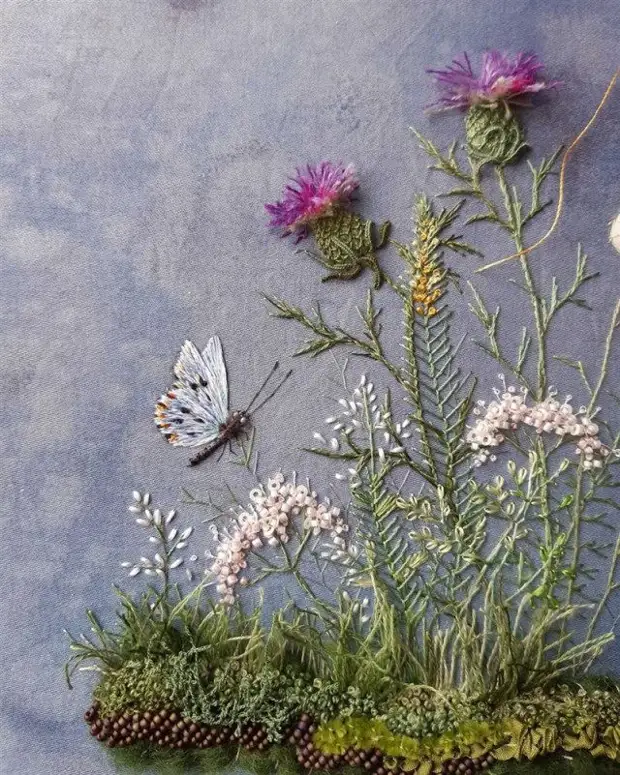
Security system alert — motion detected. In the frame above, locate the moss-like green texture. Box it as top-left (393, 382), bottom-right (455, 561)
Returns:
top-left (494, 752), bottom-right (620, 775)
top-left (93, 657), bottom-right (620, 774)
top-left (94, 657), bottom-right (383, 741)
top-left (107, 744), bottom-right (620, 775)
top-left (315, 685), bottom-right (620, 772)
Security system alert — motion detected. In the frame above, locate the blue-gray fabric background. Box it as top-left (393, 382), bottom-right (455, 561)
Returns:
top-left (1, 1), bottom-right (619, 773)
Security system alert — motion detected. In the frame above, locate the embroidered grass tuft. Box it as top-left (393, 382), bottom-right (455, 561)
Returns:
top-left (109, 744), bottom-right (237, 774)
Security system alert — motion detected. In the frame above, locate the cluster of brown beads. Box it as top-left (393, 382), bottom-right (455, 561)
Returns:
top-left (341, 747), bottom-right (403, 775)
top-left (287, 714), bottom-right (402, 774)
top-left (288, 714), bottom-right (339, 771)
top-left (237, 723), bottom-right (270, 752)
top-left (440, 753), bottom-right (496, 775)
top-left (84, 703), bottom-right (235, 750)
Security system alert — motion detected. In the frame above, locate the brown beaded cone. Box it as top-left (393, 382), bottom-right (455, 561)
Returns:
top-left (238, 722), bottom-right (270, 752)
top-left (84, 702), bottom-right (100, 723)
top-left (289, 714), bottom-right (400, 773)
top-left (340, 746), bottom-right (403, 774)
top-left (442, 753), bottom-right (496, 775)
top-left (85, 707), bottom-right (235, 751)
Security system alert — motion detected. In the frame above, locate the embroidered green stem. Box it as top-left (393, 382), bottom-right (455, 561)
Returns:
top-left (495, 165), bottom-right (548, 399)
top-left (586, 533), bottom-right (620, 651)
top-left (563, 301), bottom-right (620, 638)
top-left (402, 292), bottom-right (440, 487)
top-left (588, 300), bottom-right (620, 414)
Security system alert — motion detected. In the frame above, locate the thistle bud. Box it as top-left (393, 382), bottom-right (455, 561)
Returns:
top-left (465, 105), bottom-right (526, 167)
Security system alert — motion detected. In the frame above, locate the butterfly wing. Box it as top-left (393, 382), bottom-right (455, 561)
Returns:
top-left (199, 336), bottom-right (229, 423)
top-left (155, 338), bottom-right (229, 447)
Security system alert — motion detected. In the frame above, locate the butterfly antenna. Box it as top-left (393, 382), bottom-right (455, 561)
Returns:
top-left (245, 361), bottom-right (281, 412)
top-left (250, 369), bottom-right (293, 415)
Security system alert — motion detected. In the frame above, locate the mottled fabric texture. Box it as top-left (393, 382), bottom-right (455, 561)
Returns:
top-left (1, 1), bottom-right (619, 773)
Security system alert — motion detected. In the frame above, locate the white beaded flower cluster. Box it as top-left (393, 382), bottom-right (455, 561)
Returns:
top-left (316, 375), bottom-right (380, 441)
top-left (122, 491), bottom-right (193, 578)
top-left (467, 383), bottom-right (610, 470)
top-left (313, 375), bottom-right (413, 483)
top-left (207, 473), bottom-right (347, 605)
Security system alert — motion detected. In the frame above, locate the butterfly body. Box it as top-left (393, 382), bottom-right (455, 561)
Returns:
top-left (188, 410), bottom-right (249, 466)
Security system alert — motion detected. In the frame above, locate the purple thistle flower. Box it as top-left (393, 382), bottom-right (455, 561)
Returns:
top-left (265, 161), bottom-right (359, 239)
top-left (427, 51), bottom-right (558, 111)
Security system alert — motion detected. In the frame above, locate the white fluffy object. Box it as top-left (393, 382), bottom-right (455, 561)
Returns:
top-left (610, 212), bottom-right (620, 253)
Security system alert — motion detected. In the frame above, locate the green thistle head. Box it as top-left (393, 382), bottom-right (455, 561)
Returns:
top-left (465, 105), bottom-right (526, 167)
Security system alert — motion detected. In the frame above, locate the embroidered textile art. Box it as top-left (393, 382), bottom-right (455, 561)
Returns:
top-left (64, 52), bottom-right (620, 775)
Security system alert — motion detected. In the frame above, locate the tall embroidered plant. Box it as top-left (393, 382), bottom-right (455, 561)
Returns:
top-left (265, 56), bottom-right (619, 701)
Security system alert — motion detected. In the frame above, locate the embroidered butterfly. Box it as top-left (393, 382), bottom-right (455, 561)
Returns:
top-left (155, 337), bottom-right (290, 467)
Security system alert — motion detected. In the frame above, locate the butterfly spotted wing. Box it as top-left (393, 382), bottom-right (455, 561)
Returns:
top-left (155, 338), bottom-right (229, 447)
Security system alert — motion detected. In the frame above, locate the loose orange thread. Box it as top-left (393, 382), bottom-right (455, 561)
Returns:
top-left (476, 69), bottom-right (620, 273)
